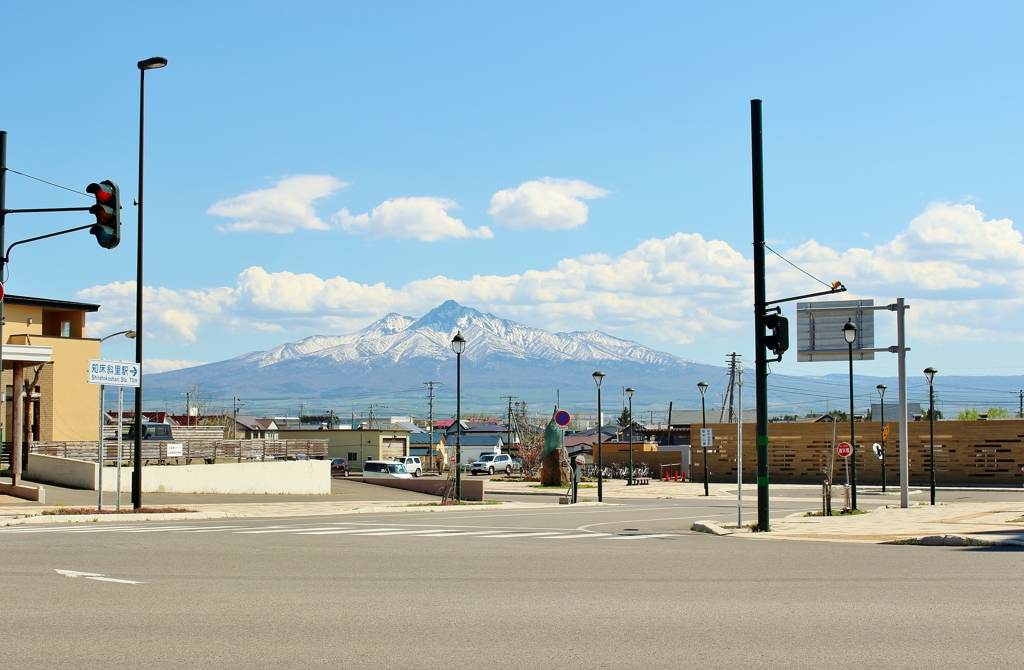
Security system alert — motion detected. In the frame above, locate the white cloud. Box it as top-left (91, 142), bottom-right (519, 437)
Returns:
top-left (334, 197), bottom-right (493, 241)
top-left (145, 359), bottom-right (207, 374)
top-left (209, 175), bottom-right (347, 233)
top-left (78, 203), bottom-right (1024, 355)
top-left (488, 177), bottom-right (609, 231)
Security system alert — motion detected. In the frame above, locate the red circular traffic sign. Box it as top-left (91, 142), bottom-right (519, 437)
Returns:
top-left (0, 283), bottom-right (5, 301)
top-left (837, 442), bottom-right (852, 458)
top-left (555, 410), bottom-right (571, 427)
top-left (574, 455), bottom-right (585, 466)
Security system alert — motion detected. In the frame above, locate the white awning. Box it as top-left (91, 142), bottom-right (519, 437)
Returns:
top-left (2, 344), bottom-right (53, 363)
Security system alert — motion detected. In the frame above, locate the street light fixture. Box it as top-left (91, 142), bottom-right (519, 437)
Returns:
top-left (697, 381), bottom-right (709, 496)
top-left (100, 330), bottom-right (137, 342)
top-left (626, 387), bottom-right (635, 486)
top-left (876, 384), bottom-right (887, 493)
top-left (451, 331), bottom-right (466, 502)
top-left (132, 55), bottom-right (168, 510)
top-left (843, 318), bottom-right (858, 510)
top-left (593, 371), bottom-right (605, 502)
top-left (924, 367), bottom-right (937, 505)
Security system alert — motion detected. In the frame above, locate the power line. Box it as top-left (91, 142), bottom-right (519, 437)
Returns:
top-left (6, 168), bottom-right (91, 197)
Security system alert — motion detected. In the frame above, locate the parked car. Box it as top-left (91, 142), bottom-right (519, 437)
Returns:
top-left (469, 453), bottom-right (520, 476)
top-left (330, 458), bottom-right (349, 477)
top-left (362, 460), bottom-right (412, 479)
top-left (107, 422), bottom-right (174, 440)
top-left (393, 456), bottom-right (423, 477)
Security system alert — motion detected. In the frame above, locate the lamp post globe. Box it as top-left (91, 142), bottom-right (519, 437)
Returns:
top-left (924, 367), bottom-right (937, 505)
top-left (593, 371), bottom-right (606, 502)
top-left (697, 381), bottom-right (709, 496)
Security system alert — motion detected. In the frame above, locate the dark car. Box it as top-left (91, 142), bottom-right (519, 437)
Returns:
top-left (107, 422), bottom-right (174, 440)
top-left (330, 458), bottom-right (349, 477)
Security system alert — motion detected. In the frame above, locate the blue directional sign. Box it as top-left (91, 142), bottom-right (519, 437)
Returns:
top-left (88, 359), bottom-right (141, 387)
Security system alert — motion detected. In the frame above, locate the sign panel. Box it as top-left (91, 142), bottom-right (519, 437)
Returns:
top-left (797, 299), bottom-right (875, 362)
top-left (837, 442), bottom-right (852, 458)
top-left (88, 359), bottom-right (141, 387)
top-left (166, 444), bottom-right (183, 458)
top-left (555, 410), bottom-right (571, 427)
top-left (700, 428), bottom-right (713, 447)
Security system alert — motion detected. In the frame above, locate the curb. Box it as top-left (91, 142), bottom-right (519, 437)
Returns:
top-left (691, 520), bottom-right (732, 536)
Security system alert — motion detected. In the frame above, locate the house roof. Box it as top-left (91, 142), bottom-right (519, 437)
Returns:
top-left (433, 419), bottom-right (456, 429)
top-left (254, 418), bottom-right (277, 431)
top-left (390, 421), bottom-right (424, 433)
top-left (5, 293), bottom-right (101, 312)
top-left (234, 415), bottom-right (264, 431)
top-left (410, 433), bottom-right (446, 445)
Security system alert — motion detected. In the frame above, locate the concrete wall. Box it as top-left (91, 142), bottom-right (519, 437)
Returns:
top-left (23, 454), bottom-right (330, 494)
top-left (99, 460), bottom-right (331, 494)
top-left (26, 453), bottom-right (98, 489)
top-left (284, 429), bottom-right (411, 465)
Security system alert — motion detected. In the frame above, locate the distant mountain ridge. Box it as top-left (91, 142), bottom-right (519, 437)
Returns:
top-left (144, 301), bottom-right (719, 406)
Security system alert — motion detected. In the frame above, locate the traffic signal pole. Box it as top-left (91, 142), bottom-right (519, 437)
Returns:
top-left (751, 100), bottom-right (770, 532)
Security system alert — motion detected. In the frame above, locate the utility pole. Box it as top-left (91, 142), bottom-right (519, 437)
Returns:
top-left (501, 395), bottom-right (517, 455)
top-left (1015, 390), bottom-right (1023, 418)
top-left (751, 98), bottom-right (771, 532)
top-left (424, 381), bottom-right (442, 471)
top-left (720, 353), bottom-right (738, 423)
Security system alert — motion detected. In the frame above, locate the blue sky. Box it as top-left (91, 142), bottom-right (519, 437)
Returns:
top-left (2, 2), bottom-right (1023, 380)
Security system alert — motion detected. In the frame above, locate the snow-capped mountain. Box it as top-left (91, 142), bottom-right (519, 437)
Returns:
top-left (145, 300), bottom-right (720, 406)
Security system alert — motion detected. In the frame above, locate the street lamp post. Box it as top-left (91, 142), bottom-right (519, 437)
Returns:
top-left (877, 384), bottom-right (887, 493)
top-left (593, 371), bottom-right (605, 502)
top-left (698, 381), bottom-right (709, 496)
top-left (843, 319), bottom-right (858, 510)
top-left (132, 55), bottom-right (167, 510)
top-left (626, 387), bottom-right (635, 486)
top-left (924, 367), bottom-right (937, 505)
top-left (451, 331), bottom-right (466, 502)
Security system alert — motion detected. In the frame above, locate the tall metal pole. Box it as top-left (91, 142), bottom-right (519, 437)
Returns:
top-left (736, 366), bottom-right (743, 528)
top-left (116, 386), bottom-right (124, 511)
top-left (627, 392), bottom-right (634, 486)
top-left (132, 67), bottom-right (147, 509)
top-left (897, 298), bottom-right (909, 508)
top-left (750, 99), bottom-right (770, 531)
top-left (878, 385), bottom-right (886, 493)
top-left (596, 380), bottom-right (603, 502)
top-left (700, 384), bottom-right (708, 496)
top-left (848, 339), bottom-right (857, 511)
top-left (929, 383), bottom-right (935, 505)
top-left (97, 385), bottom-right (104, 510)
top-left (455, 350), bottom-right (461, 502)
top-left (0, 131), bottom-right (6, 468)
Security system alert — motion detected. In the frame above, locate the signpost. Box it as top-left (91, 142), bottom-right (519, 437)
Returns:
top-left (88, 359), bottom-right (141, 511)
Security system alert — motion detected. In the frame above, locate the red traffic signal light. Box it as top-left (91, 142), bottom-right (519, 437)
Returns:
top-left (87, 180), bottom-right (121, 249)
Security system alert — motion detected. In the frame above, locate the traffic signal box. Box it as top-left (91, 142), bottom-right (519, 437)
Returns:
top-left (87, 180), bottom-right (121, 249)
top-left (763, 311), bottom-right (790, 357)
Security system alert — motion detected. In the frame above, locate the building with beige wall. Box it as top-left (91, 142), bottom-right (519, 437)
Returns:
top-left (2, 295), bottom-right (102, 480)
top-left (283, 428), bottom-right (411, 467)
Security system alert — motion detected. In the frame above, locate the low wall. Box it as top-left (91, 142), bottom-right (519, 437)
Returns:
top-left (0, 481), bottom-right (45, 502)
top-left (26, 453), bottom-right (98, 490)
top-left (354, 477), bottom-right (485, 501)
top-left (22, 455), bottom-right (330, 495)
top-left (99, 460), bottom-right (331, 494)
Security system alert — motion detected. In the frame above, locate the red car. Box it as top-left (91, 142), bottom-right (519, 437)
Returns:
top-left (330, 458), bottom-right (349, 477)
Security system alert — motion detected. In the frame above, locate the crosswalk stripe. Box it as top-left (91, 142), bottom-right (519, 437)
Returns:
top-left (604, 534), bottom-right (675, 540)
top-left (236, 527), bottom-right (339, 534)
top-left (542, 533), bottom-right (605, 539)
top-left (294, 528), bottom-right (402, 535)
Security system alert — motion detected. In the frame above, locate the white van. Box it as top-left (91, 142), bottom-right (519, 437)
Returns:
top-left (393, 456), bottom-right (423, 477)
top-left (362, 460), bottom-right (412, 479)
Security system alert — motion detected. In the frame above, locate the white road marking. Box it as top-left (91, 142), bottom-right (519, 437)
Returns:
top-left (543, 534), bottom-right (605, 539)
top-left (604, 533), bottom-right (675, 540)
top-left (55, 569), bottom-right (144, 585)
top-left (294, 527), bottom-right (402, 535)
top-left (235, 527), bottom-right (340, 534)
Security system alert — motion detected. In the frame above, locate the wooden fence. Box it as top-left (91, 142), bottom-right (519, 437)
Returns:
top-left (25, 438), bottom-right (328, 465)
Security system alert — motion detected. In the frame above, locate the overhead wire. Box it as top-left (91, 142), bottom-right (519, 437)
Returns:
top-left (5, 168), bottom-right (92, 198)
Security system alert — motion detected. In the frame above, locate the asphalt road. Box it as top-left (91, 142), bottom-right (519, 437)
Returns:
top-left (2, 497), bottom-right (1022, 669)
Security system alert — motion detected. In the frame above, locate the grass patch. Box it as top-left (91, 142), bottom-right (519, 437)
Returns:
top-left (412, 500), bottom-right (502, 507)
top-left (41, 506), bottom-right (196, 516)
top-left (1007, 517), bottom-right (1024, 523)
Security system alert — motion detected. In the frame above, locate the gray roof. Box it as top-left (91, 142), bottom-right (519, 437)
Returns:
top-left (451, 435), bottom-right (503, 447)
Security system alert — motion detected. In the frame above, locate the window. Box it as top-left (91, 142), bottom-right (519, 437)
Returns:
top-left (348, 453), bottom-right (358, 461)
top-left (60, 321), bottom-right (71, 338)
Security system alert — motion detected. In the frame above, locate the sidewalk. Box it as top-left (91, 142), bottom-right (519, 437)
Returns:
top-left (694, 501), bottom-right (1024, 545)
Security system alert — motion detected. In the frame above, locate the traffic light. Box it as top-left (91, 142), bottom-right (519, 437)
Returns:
top-left (87, 180), bottom-right (121, 249)
top-left (763, 311), bottom-right (790, 357)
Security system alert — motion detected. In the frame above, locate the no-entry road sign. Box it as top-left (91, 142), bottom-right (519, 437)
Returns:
top-left (837, 442), bottom-right (852, 458)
